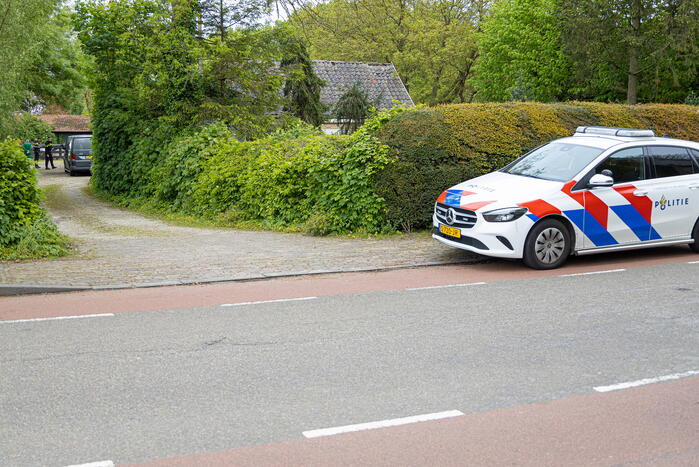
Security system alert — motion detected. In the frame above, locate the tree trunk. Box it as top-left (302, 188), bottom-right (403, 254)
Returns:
top-left (627, 0), bottom-right (641, 104)
top-left (627, 45), bottom-right (639, 104)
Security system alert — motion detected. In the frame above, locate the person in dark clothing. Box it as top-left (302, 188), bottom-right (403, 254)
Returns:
top-left (44, 139), bottom-right (56, 169)
top-left (32, 141), bottom-right (41, 168)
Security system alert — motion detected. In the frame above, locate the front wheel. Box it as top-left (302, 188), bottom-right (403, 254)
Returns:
top-left (523, 219), bottom-right (571, 269)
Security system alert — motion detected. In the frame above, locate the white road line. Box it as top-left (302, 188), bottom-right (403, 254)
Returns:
top-left (1, 313), bottom-right (114, 324)
top-left (302, 410), bottom-right (464, 438)
top-left (64, 461), bottom-right (114, 467)
top-left (560, 268), bottom-right (626, 277)
top-left (405, 282), bottom-right (486, 291)
top-left (593, 370), bottom-right (699, 393)
top-left (687, 261), bottom-right (699, 264)
top-left (221, 296), bottom-right (317, 307)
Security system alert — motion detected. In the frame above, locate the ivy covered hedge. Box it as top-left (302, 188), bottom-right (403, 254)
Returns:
top-left (375, 102), bottom-right (699, 230)
top-left (92, 110), bottom-right (398, 235)
top-left (0, 139), bottom-right (70, 259)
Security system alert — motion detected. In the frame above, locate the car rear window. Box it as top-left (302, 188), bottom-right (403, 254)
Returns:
top-left (73, 138), bottom-right (91, 151)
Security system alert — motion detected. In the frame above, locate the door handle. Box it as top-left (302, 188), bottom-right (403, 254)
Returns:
top-left (689, 184), bottom-right (699, 190)
top-left (633, 190), bottom-right (648, 196)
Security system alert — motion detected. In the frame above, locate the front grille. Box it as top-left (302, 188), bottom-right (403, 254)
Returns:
top-left (434, 202), bottom-right (477, 229)
top-left (433, 228), bottom-right (489, 250)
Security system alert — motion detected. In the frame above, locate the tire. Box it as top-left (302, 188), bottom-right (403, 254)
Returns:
top-left (523, 218), bottom-right (571, 269)
top-left (69, 170), bottom-right (75, 176)
top-left (690, 218), bottom-right (699, 253)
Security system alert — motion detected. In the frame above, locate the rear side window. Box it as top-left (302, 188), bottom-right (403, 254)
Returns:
top-left (648, 146), bottom-right (695, 178)
top-left (73, 138), bottom-right (91, 151)
top-left (691, 149), bottom-right (699, 167)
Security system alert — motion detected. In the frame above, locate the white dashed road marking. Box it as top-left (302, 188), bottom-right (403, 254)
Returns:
top-left (1, 314), bottom-right (114, 324)
top-left (560, 268), bottom-right (626, 277)
top-left (64, 461), bottom-right (114, 467)
top-left (405, 282), bottom-right (486, 291)
top-left (687, 260), bottom-right (699, 264)
top-left (303, 410), bottom-right (464, 438)
top-left (221, 296), bottom-right (317, 307)
top-left (593, 370), bottom-right (699, 392)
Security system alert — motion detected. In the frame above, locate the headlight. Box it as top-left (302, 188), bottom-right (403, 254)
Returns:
top-left (483, 207), bottom-right (527, 222)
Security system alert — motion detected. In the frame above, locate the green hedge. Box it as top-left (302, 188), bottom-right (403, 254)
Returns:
top-left (0, 139), bottom-right (70, 259)
top-left (94, 114), bottom-right (394, 235)
top-left (375, 102), bottom-right (699, 231)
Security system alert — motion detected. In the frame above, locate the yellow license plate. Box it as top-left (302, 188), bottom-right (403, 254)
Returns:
top-left (86, 155), bottom-right (92, 159)
top-left (439, 224), bottom-right (461, 238)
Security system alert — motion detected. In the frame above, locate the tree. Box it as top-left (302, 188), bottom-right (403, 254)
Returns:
top-left (0, 0), bottom-right (59, 117)
top-left (287, 0), bottom-right (484, 105)
top-left (334, 83), bottom-right (372, 134)
top-left (471, 0), bottom-right (571, 102)
top-left (25, 6), bottom-right (89, 113)
top-left (557, 0), bottom-right (699, 104)
top-left (196, 0), bottom-right (269, 38)
top-left (280, 37), bottom-right (326, 127)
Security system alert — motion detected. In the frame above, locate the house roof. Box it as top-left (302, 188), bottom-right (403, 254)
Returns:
top-left (311, 61), bottom-right (414, 111)
top-left (37, 114), bottom-right (91, 133)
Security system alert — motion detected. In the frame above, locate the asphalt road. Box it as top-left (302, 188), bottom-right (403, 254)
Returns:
top-left (1, 260), bottom-right (698, 466)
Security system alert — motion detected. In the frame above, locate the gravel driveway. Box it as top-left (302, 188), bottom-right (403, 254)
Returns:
top-left (0, 160), bottom-right (476, 287)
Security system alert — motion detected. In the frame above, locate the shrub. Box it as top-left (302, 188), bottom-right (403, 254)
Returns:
top-left (0, 113), bottom-right (53, 141)
top-left (0, 139), bottom-right (43, 245)
top-left (0, 138), bottom-right (70, 259)
top-left (375, 102), bottom-right (699, 230)
top-left (187, 118), bottom-right (392, 234)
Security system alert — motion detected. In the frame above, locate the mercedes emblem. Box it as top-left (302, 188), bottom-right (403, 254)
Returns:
top-left (446, 208), bottom-right (457, 225)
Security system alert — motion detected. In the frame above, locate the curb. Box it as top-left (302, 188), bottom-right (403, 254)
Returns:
top-left (0, 285), bottom-right (92, 297)
top-left (0, 257), bottom-right (487, 297)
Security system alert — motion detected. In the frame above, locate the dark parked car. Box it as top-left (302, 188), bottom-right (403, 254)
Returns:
top-left (63, 136), bottom-right (92, 176)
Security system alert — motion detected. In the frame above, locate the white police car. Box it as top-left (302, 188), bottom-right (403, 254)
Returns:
top-left (433, 126), bottom-right (699, 269)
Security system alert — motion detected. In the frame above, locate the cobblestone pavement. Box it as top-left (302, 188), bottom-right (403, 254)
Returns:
top-left (0, 161), bottom-right (477, 287)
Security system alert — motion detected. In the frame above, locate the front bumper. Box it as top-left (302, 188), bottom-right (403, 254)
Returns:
top-left (432, 212), bottom-right (532, 259)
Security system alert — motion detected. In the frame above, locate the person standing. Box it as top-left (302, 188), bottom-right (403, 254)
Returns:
top-left (22, 140), bottom-right (34, 162)
top-left (44, 138), bottom-right (56, 169)
top-left (33, 141), bottom-right (41, 168)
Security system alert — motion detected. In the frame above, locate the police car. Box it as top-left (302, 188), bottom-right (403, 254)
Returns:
top-left (433, 126), bottom-right (699, 269)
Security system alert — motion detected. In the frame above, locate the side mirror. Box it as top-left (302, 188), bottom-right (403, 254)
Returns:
top-left (588, 173), bottom-right (614, 188)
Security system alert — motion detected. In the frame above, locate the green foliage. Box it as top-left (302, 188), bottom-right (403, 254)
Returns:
top-left (94, 110), bottom-right (399, 236)
top-left (25, 6), bottom-right (89, 113)
top-left (281, 36), bottom-right (326, 127)
top-left (0, 0), bottom-right (59, 116)
top-left (0, 213), bottom-right (71, 260)
top-left (375, 102), bottom-right (699, 230)
top-left (0, 113), bottom-right (53, 141)
top-left (77, 0), bottom-right (304, 199)
top-left (289, 0), bottom-right (482, 105)
top-left (557, 0), bottom-right (699, 104)
top-left (0, 138), bottom-right (70, 259)
top-left (686, 91), bottom-right (699, 106)
top-left (184, 115), bottom-right (392, 234)
top-left (334, 83), bottom-right (372, 134)
top-left (472, 0), bottom-right (571, 102)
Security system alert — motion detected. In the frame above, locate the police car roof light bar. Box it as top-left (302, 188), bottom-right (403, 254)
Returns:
top-left (575, 126), bottom-right (655, 138)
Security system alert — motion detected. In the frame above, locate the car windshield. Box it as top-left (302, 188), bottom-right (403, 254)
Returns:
top-left (503, 142), bottom-right (604, 182)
